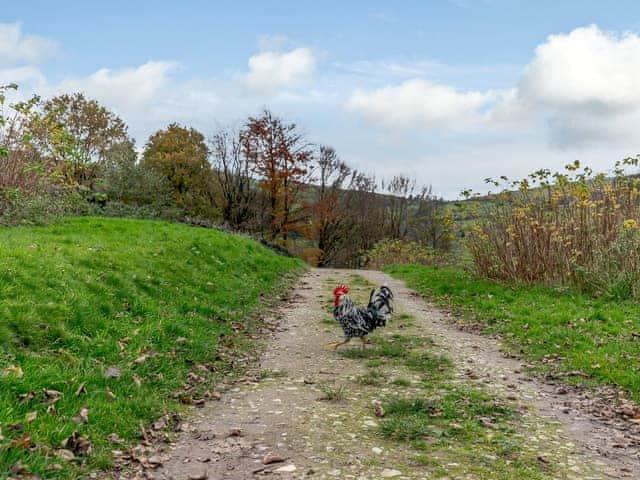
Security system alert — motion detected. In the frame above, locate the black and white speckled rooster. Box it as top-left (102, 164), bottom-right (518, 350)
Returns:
top-left (324, 284), bottom-right (394, 350)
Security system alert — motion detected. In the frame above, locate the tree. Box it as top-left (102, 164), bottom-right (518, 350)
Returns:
top-left (383, 174), bottom-right (416, 239)
top-left (31, 93), bottom-right (132, 185)
top-left (409, 186), bottom-right (455, 251)
top-left (310, 146), bottom-right (351, 266)
top-left (0, 84), bottom-right (44, 197)
top-left (243, 110), bottom-right (313, 240)
top-left (210, 126), bottom-right (257, 229)
top-left (142, 123), bottom-right (213, 216)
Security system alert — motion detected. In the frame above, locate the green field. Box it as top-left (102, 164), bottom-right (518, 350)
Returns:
top-left (0, 217), bottom-right (303, 478)
top-left (386, 265), bottom-right (640, 402)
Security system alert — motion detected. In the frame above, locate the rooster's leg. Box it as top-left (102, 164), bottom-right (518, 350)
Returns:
top-left (324, 338), bottom-right (350, 351)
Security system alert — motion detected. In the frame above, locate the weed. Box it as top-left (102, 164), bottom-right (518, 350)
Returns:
top-left (318, 383), bottom-right (347, 402)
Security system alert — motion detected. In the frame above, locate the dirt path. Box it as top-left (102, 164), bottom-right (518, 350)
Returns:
top-left (149, 269), bottom-right (639, 480)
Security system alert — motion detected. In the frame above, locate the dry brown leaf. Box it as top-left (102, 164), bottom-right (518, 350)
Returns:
top-left (9, 434), bottom-right (33, 449)
top-left (262, 455), bottom-right (286, 465)
top-left (104, 366), bottom-right (121, 379)
top-left (25, 411), bottom-right (37, 423)
top-left (133, 374), bottom-right (142, 387)
top-left (134, 354), bottom-right (149, 364)
top-left (75, 383), bottom-right (86, 397)
top-left (43, 389), bottom-right (63, 404)
top-left (18, 391), bottom-right (35, 402)
top-left (11, 460), bottom-right (30, 475)
top-left (61, 431), bottom-right (92, 456)
top-left (73, 407), bottom-right (89, 424)
top-left (3, 365), bottom-right (24, 378)
top-left (55, 449), bottom-right (75, 461)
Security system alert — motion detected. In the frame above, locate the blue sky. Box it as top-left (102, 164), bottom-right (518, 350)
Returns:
top-left (4, 1), bottom-right (640, 197)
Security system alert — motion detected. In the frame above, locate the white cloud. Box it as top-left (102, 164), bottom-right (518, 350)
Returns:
top-left (58, 61), bottom-right (180, 111)
top-left (245, 47), bottom-right (316, 94)
top-left (346, 25), bottom-right (640, 149)
top-left (0, 22), bottom-right (56, 64)
top-left (519, 25), bottom-right (640, 111)
top-left (345, 78), bottom-right (496, 131)
top-left (517, 25), bottom-right (640, 148)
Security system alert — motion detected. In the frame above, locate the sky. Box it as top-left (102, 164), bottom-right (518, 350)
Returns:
top-left (3, 0), bottom-right (640, 198)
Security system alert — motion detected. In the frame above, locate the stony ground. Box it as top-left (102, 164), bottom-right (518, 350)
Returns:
top-left (129, 269), bottom-right (639, 480)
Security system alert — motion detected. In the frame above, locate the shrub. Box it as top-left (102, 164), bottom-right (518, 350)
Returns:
top-left (365, 239), bottom-right (437, 269)
top-left (466, 158), bottom-right (640, 298)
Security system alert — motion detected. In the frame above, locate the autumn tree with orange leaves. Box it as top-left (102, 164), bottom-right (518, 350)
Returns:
top-left (243, 110), bottom-right (313, 241)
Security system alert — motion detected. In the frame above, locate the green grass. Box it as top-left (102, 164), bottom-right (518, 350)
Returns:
top-left (386, 264), bottom-right (640, 402)
top-left (336, 329), bottom-right (553, 478)
top-left (0, 217), bottom-right (303, 478)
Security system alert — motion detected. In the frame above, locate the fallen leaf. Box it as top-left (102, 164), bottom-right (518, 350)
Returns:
top-left (3, 365), bottom-right (24, 378)
top-left (9, 434), bottom-right (33, 449)
top-left (262, 455), bottom-right (286, 465)
top-left (104, 366), bottom-right (121, 379)
top-left (73, 407), bottom-right (89, 424)
top-left (18, 391), bottom-right (35, 402)
top-left (75, 383), bottom-right (86, 397)
top-left (43, 389), bottom-right (63, 404)
top-left (11, 460), bottom-right (30, 475)
top-left (106, 388), bottom-right (116, 401)
top-left (55, 449), bottom-right (75, 461)
top-left (134, 354), bottom-right (148, 364)
top-left (61, 431), bottom-right (92, 456)
top-left (227, 428), bottom-right (242, 438)
top-left (25, 411), bottom-right (37, 423)
top-left (374, 405), bottom-right (385, 418)
top-left (152, 416), bottom-right (167, 430)
top-left (148, 454), bottom-right (169, 468)
top-left (133, 374), bottom-right (142, 387)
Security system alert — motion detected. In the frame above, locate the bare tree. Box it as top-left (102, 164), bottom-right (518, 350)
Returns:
top-left (210, 126), bottom-right (256, 229)
top-left (311, 146), bottom-right (351, 266)
top-left (383, 174), bottom-right (416, 239)
top-left (409, 186), bottom-right (454, 250)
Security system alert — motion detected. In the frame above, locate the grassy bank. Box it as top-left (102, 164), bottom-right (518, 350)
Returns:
top-left (0, 217), bottom-right (303, 478)
top-left (386, 265), bottom-right (640, 402)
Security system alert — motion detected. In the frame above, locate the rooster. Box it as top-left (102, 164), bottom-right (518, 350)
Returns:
top-left (324, 284), bottom-right (394, 350)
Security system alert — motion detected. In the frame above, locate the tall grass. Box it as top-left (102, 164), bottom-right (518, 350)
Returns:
top-left (466, 157), bottom-right (640, 298)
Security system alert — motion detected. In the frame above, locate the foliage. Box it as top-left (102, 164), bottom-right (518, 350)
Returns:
top-left (31, 93), bottom-right (133, 186)
top-left (308, 146), bottom-right (351, 266)
top-left (465, 158), bottom-right (640, 297)
top-left (365, 239), bottom-right (437, 269)
top-left (100, 141), bottom-right (173, 211)
top-left (142, 123), bottom-right (214, 217)
top-left (0, 217), bottom-right (303, 478)
top-left (243, 109), bottom-right (313, 240)
top-left (386, 264), bottom-right (640, 402)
